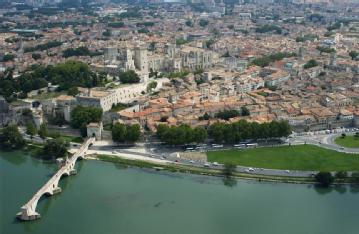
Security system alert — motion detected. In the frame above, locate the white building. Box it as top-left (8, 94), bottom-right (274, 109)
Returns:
top-left (76, 79), bottom-right (168, 112)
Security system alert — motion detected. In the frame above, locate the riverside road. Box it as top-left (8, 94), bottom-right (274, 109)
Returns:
top-left (88, 129), bottom-right (359, 178)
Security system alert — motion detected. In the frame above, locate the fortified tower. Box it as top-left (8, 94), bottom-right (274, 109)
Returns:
top-left (134, 44), bottom-right (148, 72)
top-left (134, 43), bottom-right (149, 83)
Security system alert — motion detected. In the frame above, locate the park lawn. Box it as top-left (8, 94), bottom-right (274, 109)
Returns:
top-left (335, 136), bottom-right (359, 148)
top-left (207, 145), bottom-right (359, 171)
top-left (59, 135), bottom-right (84, 144)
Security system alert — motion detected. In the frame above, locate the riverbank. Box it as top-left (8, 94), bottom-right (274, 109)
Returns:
top-left (94, 154), bottom-right (359, 185)
top-left (4, 140), bottom-right (359, 185)
top-left (92, 154), bottom-right (317, 184)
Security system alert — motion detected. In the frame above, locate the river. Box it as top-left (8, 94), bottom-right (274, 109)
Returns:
top-left (1, 151), bottom-right (359, 234)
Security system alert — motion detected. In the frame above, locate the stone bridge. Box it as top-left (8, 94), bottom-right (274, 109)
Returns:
top-left (16, 137), bottom-right (95, 221)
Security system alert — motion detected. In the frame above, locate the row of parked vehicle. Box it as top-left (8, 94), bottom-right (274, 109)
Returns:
top-left (184, 142), bottom-right (259, 152)
top-left (295, 127), bottom-right (358, 136)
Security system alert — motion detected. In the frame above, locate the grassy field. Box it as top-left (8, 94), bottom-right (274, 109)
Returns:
top-left (47, 132), bottom-right (84, 144)
top-left (335, 136), bottom-right (359, 148)
top-left (207, 145), bottom-right (359, 171)
top-left (60, 135), bottom-right (84, 144)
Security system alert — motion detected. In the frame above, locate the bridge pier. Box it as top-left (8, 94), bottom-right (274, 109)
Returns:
top-left (17, 207), bottom-right (41, 221)
top-left (70, 169), bottom-right (77, 175)
top-left (52, 187), bottom-right (62, 194)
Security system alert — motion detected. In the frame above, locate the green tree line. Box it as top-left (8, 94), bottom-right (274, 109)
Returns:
top-left (251, 52), bottom-right (296, 67)
top-left (255, 25), bottom-right (282, 34)
top-left (0, 60), bottom-right (107, 100)
top-left (317, 46), bottom-right (335, 54)
top-left (156, 120), bottom-right (291, 146)
top-left (24, 41), bottom-right (63, 53)
top-left (156, 124), bottom-right (208, 145)
top-left (112, 123), bottom-right (141, 143)
top-left (208, 120), bottom-right (291, 144)
top-left (303, 59), bottom-right (319, 69)
top-left (63, 46), bottom-right (103, 58)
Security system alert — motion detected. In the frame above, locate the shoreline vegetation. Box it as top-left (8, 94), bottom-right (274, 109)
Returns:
top-left (1, 138), bottom-right (358, 185)
top-left (1, 146), bottom-right (358, 185)
top-left (92, 154), bottom-right (359, 185)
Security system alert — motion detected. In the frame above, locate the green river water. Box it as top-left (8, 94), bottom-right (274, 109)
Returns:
top-left (1, 151), bottom-right (359, 234)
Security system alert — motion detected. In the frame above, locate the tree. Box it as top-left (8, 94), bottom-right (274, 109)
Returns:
top-left (327, 22), bottom-right (341, 31)
top-left (251, 52), bottom-right (296, 67)
top-left (192, 127), bottom-right (208, 143)
top-left (199, 19), bottom-right (209, 27)
top-left (146, 81), bottom-right (157, 93)
top-left (160, 116), bottom-right (168, 122)
top-left (304, 59), bottom-right (318, 69)
top-left (38, 123), bottom-right (48, 139)
top-left (26, 121), bottom-right (37, 138)
top-left (2, 53), bottom-right (15, 62)
top-left (126, 124), bottom-right (141, 142)
top-left (198, 112), bottom-right (211, 121)
top-left (241, 106), bottom-right (250, 116)
top-left (222, 163), bottom-right (236, 177)
top-left (315, 172), bottom-right (334, 187)
top-left (156, 124), bottom-right (169, 140)
top-left (335, 171), bottom-right (348, 179)
top-left (67, 87), bottom-right (79, 96)
top-left (62, 46), bottom-right (95, 58)
top-left (255, 24), bottom-right (282, 34)
top-left (24, 41), bottom-right (63, 53)
top-left (108, 21), bottom-right (125, 28)
top-left (112, 123), bottom-right (127, 143)
top-left (222, 163), bottom-right (237, 187)
top-left (215, 109), bottom-right (240, 120)
top-left (71, 106), bottom-right (103, 136)
top-left (155, 124), bottom-right (205, 145)
top-left (208, 119), bottom-right (290, 144)
top-left (349, 51), bottom-right (358, 60)
top-left (41, 138), bottom-right (69, 160)
top-left (317, 46), bottom-right (335, 54)
top-left (0, 60), bottom-right (106, 100)
top-left (277, 120), bottom-right (291, 138)
top-left (208, 123), bottom-right (226, 143)
top-left (119, 70), bottom-right (140, 84)
top-left (351, 172), bottom-right (359, 183)
top-left (176, 38), bottom-right (188, 45)
top-left (185, 20), bottom-right (193, 27)
top-left (0, 125), bottom-right (25, 150)
top-left (32, 53), bottom-right (41, 60)
top-left (49, 115), bottom-right (66, 127)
